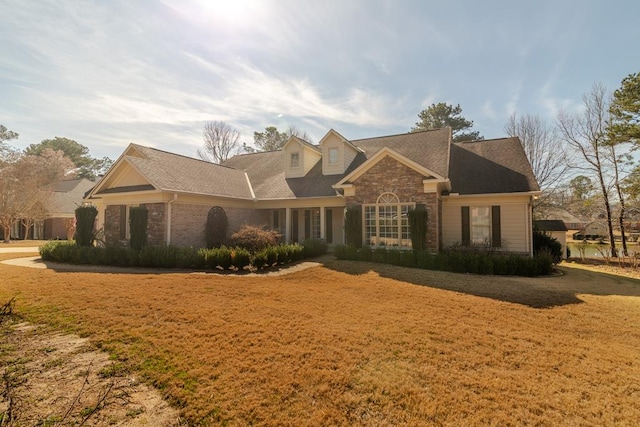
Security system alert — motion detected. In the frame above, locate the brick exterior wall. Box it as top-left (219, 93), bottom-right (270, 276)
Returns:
top-left (104, 205), bottom-right (127, 246)
top-left (170, 204), bottom-right (271, 248)
top-left (143, 203), bottom-right (166, 246)
top-left (44, 217), bottom-right (70, 240)
top-left (345, 156), bottom-right (440, 251)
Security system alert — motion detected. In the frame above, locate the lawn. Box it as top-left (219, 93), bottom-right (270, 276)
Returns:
top-left (1, 252), bottom-right (640, 425)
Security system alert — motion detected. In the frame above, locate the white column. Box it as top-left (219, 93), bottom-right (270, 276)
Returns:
top-left (320, 207), bottom-right (326, 241)
top-left (285, 207), bottom-right (291, 243)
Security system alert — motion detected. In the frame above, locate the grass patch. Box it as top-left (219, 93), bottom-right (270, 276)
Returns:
top-left (1, 259), bottom-right (640, 424)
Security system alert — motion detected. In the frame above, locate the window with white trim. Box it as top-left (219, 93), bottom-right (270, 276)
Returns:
top-left (290, 152), bottom-right (300, 168)
top-left (471, 206), bottom-right (491, 244)
top-left (364, 192), bottom-right (414, 247)
top-left (328, 147), bottom-right (338, 165)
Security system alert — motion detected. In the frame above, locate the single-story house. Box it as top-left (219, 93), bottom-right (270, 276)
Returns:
top-left (8, 178), bottom-right (95, 240)
top-left (84, 127), bottom-right (540, 253)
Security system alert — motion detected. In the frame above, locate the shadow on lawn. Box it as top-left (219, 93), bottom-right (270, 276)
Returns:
top-left (322, 259), bottom-right (640, 309)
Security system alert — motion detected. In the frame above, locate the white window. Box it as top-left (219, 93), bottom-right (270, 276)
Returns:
top-left (328, 147), bottom-right (338, 165)
top-left (471, 206), bottom-right (491, 244)
top-left (364, 192), bottom-right (414, 247)
top-left (290, 152), bottom-right (299, 168)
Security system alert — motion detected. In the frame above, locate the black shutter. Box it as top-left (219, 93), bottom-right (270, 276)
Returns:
top-left (119, 205), bottom-right (127, 240)
top-left (326, 209), bottom-right (333, 244)
top-left (491, 206), bottom-right (501, 248)
top-left (461, 206), bottom-right (470, 246)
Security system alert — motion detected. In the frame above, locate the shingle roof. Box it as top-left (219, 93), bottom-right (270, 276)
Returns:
top-left (534, 220), bottom-right (568, 232)
top-left (223, 151), bottom-right (349, 199)
top-left (103, 144), bottom-right (254, 199)
top-left (448, 137), bottom-right (539, 194)
top-left (350, 128), bottom-right (451, 178)
top-left (223, 128), bottom-right (452, 199)
top-left (49, 179), bottom-right (95, 215)
top-left (102, 130), bottom-right (538, 201)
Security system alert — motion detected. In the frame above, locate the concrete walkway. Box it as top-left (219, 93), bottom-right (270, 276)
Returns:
top-left (1, 254), bottom-right (329, 276)
top-left (0, 247), bottom-right (40, 253)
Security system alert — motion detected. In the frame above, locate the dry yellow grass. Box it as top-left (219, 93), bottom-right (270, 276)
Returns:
top-left (1, 255), bottom-right (640, 425)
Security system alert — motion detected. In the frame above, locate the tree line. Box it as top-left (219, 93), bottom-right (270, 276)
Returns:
top-left (0, 130), bottom-right (112, 242)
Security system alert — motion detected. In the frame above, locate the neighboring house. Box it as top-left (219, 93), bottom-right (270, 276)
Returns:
top-left (9, 178), bottom-right (95, 240)
top-left (84, 128), bottom-right (540, 254)
top-left (537, 206), bottom-right (585, 232)
top-left (534, 219), bottom-right (569, 259)
top-left (44, 178), bottom-right (96, 239)
top-left (573, 221), bottom-right (608, 240)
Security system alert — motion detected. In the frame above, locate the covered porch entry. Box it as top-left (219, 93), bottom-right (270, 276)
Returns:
top-left (270, 206), bottom-right (344, 245)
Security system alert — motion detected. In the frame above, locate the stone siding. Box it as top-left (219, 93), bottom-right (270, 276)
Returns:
top-left (345, 156), bottom-right (440, 251)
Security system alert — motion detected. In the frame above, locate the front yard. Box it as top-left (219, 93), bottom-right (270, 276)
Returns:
top-left (1, 251), bottom-right (640, 425)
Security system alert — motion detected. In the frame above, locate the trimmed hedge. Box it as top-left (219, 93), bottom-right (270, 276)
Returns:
top-left (39, 240), bottom-right (311, 272)
top-left (334, 245), bottom-right (553, 277)
top-left (75, 206), bottom-right (98, 247)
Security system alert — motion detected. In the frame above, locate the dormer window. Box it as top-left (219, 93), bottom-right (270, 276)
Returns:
top-left (290, 152), bottom-right (300, 168)
top-left (328, 148), bottom-right (338, 165)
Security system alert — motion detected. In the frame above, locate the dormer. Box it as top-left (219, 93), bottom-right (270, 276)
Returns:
top-left (283, 136), bottom-right (322, 178)
top-left (319, 129), bottom-right (362, 175)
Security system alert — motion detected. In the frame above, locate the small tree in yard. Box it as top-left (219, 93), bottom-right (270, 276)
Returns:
top-left (408, 204), bottom-right (428, 251)
top-left (206, 206), bottom-right (228, 249)
top-left (75, 205), bottom-right (98, 247)
top-left (129, 206), bottom-right (148, 251)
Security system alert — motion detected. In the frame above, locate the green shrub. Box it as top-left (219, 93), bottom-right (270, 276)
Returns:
top-left (399, 250), bottom-right (416, 267)
top-left (533, 231), bottom-right (562, 264)
top-left (252, 251), bottom-right (268, 269)
top-left (359, 246), bottom-right (372, 262)
top-left (229, 225), bottom-right (280, 252)
top-left (75, 206), bottom-right (98, 247)
top-left (386, 249), bottom-right (400, 266)
top-left (408, 204), bottom-right (428, 251)
top-left (345, 205), bottom-right (363, 248)
top-left (302, 238), bottom-right (328, 258)
top-left (372, 247), bottom-right (387, 263)
top-left (129, 206), bottom-right (148, 251)
top-left (264, 246), bottom-right (278, 266)
top-left (206, 206), bottom-right (228, 249)
top-left (231, 248), bottom-right (251, 270)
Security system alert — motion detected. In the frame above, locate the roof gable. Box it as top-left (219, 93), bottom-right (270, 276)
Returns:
top-left (87, 144), bottom-right (254, 200)
top-left (334, 147), bottom-right (446, 188)
top-left (448, 137), bottom-right (539, 195)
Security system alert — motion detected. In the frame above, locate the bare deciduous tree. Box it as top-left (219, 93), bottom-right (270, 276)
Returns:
top-left (285, 125), bottom-right (313, 143)
top-left (504, 113), bottom-right (567, 207)
top-left (557, 83), bottom-right (618, 257)
top-left (198, 121), bottom-right (241, 164)
top-left (0, 148), bottom-right (73, 242)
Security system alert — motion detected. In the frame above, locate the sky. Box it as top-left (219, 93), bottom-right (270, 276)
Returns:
top-left (1, 0), bottom-right (639, 161)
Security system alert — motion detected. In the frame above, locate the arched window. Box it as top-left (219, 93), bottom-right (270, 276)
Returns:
top-left (363, 192), bottom-right (414, 247)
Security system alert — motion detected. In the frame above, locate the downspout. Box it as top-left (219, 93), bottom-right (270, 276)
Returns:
top-left (166, 193), bottom-right (177, 245)
top-left (528, 196), bottom-right (534, 257)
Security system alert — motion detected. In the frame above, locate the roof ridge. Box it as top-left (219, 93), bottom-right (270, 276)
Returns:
top-left (453, 136), bottom-right (516, 145)
top-left (349, 127), bottom-right (449, 143)
top-left (133, 144), bottom-right (241, 171)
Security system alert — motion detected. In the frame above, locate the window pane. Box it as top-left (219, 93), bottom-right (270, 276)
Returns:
top-left (364, 206), bottom-right (376, 245)
top-left (471, 206), bottom-right (491, 244)
top-left (290, 153), bottom-right (299, 167)
top-left (329, 148), bottom-right (338, 165)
